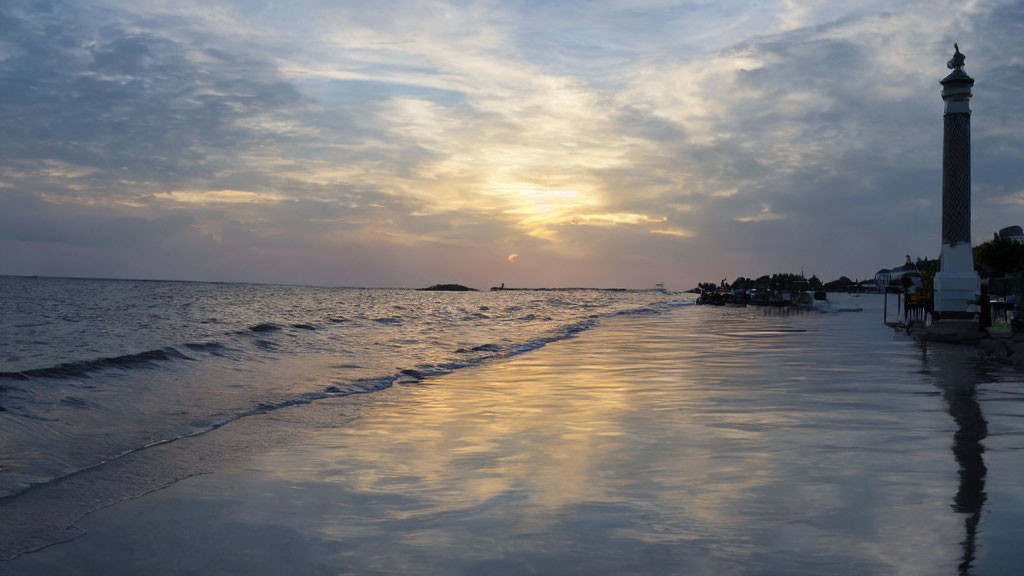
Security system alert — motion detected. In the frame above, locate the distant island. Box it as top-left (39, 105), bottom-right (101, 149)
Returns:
top-left (418, 284), bottom-right (478, 291)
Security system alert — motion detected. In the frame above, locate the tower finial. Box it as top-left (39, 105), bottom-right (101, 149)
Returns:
top-left (947, 43), bottom-right (966, 71)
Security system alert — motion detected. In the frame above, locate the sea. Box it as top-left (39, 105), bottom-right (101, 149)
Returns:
top-left (0, 276), bottom-right (686, 500)
top-left (3, 276), bottom-right (1024, 573)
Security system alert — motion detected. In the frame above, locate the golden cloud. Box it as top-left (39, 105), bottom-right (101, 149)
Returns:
top-left (650, 227), bottom-right (695, 238)
top-left (734, 204), bottom-right (785, 223)
top-left (155, 189), bottom-right (286, 205)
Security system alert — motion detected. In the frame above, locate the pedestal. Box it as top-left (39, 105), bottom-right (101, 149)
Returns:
top-left (934, 274), bottom-right (979, 317)
top-left (934, 241), bottom-right (979, 319)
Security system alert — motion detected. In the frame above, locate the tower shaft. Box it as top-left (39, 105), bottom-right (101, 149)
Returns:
top-left (942, 113), bottom-right (971, 246)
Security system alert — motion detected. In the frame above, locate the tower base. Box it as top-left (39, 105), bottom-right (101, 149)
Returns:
top-left (934, 242), bottom-right (978, 320)
top-left (934, 272), bottom-right (979, 320)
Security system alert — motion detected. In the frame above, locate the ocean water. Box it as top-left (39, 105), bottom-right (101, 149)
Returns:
top-left (0, 276), bottom-right (683, 499)
top-left (3, 278), bottom-right (1024, 574)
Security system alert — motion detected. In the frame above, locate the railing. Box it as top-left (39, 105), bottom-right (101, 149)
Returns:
top-left (883, 287), bottom-right (932, 327)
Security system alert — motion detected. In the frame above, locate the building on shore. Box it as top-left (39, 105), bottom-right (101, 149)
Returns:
top-left (875, 261), bottom-right (921, 290)
top-left (999, 225), bottom-right (1024, 243)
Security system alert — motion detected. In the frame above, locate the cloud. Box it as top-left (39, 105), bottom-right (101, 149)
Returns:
top-left (650, 228), bottom-right (694, 238)
top-left (155, 189), bottom-right (287, 205)
top-left (735, 205), bottom-right (786, 223)
top-left (989, 189), bottom-right (1024, 206)
top-left (507, 253), bottom-right (519, 263)
top-left (2, 0), bottom-right (1024, 288)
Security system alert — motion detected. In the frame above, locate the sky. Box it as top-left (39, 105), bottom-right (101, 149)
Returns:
top-left (1, 1), bottom-right (1023, 289)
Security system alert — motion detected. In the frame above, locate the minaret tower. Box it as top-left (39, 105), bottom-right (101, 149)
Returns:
top-left (933, 43), bottom-right (979, 320)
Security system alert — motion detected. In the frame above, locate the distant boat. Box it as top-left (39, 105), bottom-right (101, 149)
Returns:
top-left (795, 291), bottom-right (862, 313)
top-left (790, 291), bottom-right (808, 308)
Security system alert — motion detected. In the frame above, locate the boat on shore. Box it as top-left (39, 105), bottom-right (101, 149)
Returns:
top-left (698, 288), bottom-right (862, 312)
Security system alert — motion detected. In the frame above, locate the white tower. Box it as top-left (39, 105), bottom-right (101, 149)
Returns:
top-left (933, 44), bottom-right (979, 320)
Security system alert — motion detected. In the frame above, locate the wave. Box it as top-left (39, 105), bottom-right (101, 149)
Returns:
top-left (615, 299), bottom-right (694, 316)
top-left (0, 347), bottom-right (195, 381)
top-left (253, 339), bottom-right (278, 351)
top-left (372, 317), bottom-right (403, 325)
top-left (248, 323), bottom-right (281, 333)
top-left (456, 343), bottom-right (502, 353)
top-left (59, 396), bottom-right (88, 408)
top-left (2, 299), bottom-right (694, 385)
top-left (614, 306), bottom-right (660, 316)
top-left (325, 377), bottom-right (400, 395)
top-left (184, 342), bottom-right (227, 354)
top-left (255, 392), bottom-right (329, 412)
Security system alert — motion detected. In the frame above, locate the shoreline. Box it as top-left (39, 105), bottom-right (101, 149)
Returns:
top-left (0, 284), bottom-right (685, 502)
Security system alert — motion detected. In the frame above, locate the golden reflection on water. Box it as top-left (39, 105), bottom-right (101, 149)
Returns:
top-left (246, 303), bottom-right (965, 573)
top-left (269, 312), bottom-right (770, 523)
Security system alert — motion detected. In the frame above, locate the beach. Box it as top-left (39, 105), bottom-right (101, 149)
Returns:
top-left (4, 298), bottom-right (1024, 574)
top-left (7, 2), bottom-right (1024, 573)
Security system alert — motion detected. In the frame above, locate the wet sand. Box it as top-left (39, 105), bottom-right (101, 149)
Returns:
top-left (3, 302), bottom-right (1024, 575)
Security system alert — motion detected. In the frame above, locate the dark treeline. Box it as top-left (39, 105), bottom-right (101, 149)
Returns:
top-left (697, 273), bottom-right (825, 293)
top-left (695, 234), bottom-right (1024, 296)
top-left (975, 234), bottom-right (1024, 278)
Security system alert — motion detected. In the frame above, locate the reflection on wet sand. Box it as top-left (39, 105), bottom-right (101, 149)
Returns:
top-left (922, 342), bottom-right (988, 576)
top-left (236, 306), bottom-right (967, 573)
top-left (7, 299), bottom-right (1024, 575)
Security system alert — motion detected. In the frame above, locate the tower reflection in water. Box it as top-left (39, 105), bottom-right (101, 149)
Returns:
top-left (923, 342), bottom-right (988, 576)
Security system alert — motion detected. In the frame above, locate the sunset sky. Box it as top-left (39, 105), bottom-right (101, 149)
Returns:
top-left (2, 1), bottom-right (1023, 289)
